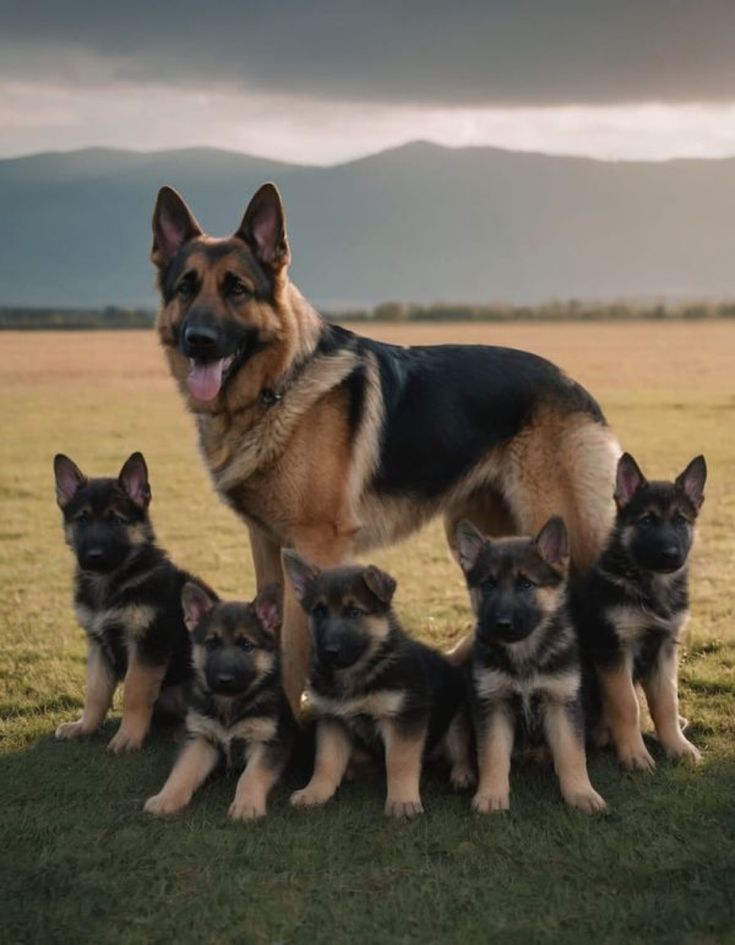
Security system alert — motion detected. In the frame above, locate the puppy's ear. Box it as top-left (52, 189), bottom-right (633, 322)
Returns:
top-left (281, 550), bottom-right (319, 602)
top-left (151, 186), bottom-right (203, 268)
top-left (234, 183), bottom-right (290, 271)
top-left (118, 452), bottom-right (151, 508)
top-left (614, 453), bottom-right (646, 510)
top-left (675, 455), bottom-right (707, 510)
top-left (455, 520), bottom-right (487, 575)
top-left (534, 516), bottom-right (569, 574)
top-left (254, 583), bottom-right (283, 638)
top-left (182, 582), bottom-right (216, 633)
top-left (362, 565), bottom-right (397, 606)
top-left (54, 454), bottom-right (86, 508)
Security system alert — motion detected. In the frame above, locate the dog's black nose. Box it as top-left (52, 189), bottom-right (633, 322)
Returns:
top-left (216, 672), bottom-right (235, 686)
top-left (662, 546), bottom-right (680, 561)
top-left (184, 323), bottom-right (219, 350)
top-left (86, 548), bottom-right (104, 561)
top-left (495, 614), bottom-right (513, 630)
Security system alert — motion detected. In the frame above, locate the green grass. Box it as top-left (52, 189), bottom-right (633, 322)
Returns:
top-left (1, 329), bottom-right (735, 944)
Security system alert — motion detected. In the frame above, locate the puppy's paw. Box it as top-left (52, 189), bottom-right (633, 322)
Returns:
top-left (564, 787), bottom-right (608, 814)
top-left (385, 796), bottom-right (424, 818)
top-left (290, 784), bottom-right (335, 808)
top-left (228, 796), bottom-right (266, 821)
top-left (107, 728), bottom-right (145, 754)
top-left (472, 790), bottom-right (510, 814)
top-left (617, 742), bottom-right (656, 772)
top-left (55, 719), bottom-right (91, 740)
top-left (664, 737), bottom-right (702, 764)
top-left (449, 763), bottom-right (476, 791)
top-left (144, 792), bottom-right (187, 816)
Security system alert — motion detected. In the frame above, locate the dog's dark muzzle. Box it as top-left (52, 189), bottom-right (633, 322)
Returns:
top-left (180, 318), bottom-right (232, 361)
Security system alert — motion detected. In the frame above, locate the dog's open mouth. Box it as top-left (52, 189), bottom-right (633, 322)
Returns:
top-left (187, 355), bottom-right (236, 402)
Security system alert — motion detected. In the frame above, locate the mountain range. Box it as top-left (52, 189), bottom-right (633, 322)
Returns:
top-left (2, 142), bottom-right (734, 308)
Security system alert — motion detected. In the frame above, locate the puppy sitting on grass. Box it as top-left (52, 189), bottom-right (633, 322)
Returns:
top-left (571, 453), bottom-right (706, 770)
top-left (145, 583), bottom-right (295, 820)
top-left (456, 517), bottom-right (606, 815)
top-left (54, 452), bottom-right (213, 752)
top-left (282, 551), bottom-right (472, 818)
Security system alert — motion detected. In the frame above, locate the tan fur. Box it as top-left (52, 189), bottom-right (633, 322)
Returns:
top-left (107, 652), bottom-right (167, 753)
top-left (641, 644), bottom-right (701, 762)
top-left (596, 660), bottom-right (655, 771)
top-left (55, 642), bottom-right (117, 740)
top-left (144, 736), bottom-right (220, 815)
top-left (307, 688), bottom-right (406, 722)
top-left (186, 710), bottom-right (277, 749)
top-left (542, 703), bottom-right (607, 812)
top-left (229, 742), bottom-right (282, 820)
top-left (473, 704), bottom-right (515, 813)
top-left (290, 719), bottom-right (352, 808)
top-left (380, 721), bottom-right (426, 818)
top-left (75, 601), bottom-right (155, 640)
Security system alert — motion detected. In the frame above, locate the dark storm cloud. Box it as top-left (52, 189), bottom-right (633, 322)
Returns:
top-left (3, 0), bottom-right (734, 106)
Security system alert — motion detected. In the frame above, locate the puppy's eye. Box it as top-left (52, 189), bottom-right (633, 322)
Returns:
top-left (205, 637), bottom-right (221, 652)
top-left (238, 638), bottom-right (254, 652)
top-left (108, 512), bottom-right (127, 526)
top-left (481, 578), bottom-right (497, 594)
top-left (639, 513), bottom-right (658, 527)
top-left (674, 513), bottom-right (689, 529)
top-left (517, 577), bottom-right (535, 591)
top-left (76, 510), bottom-right (90, 523)
top-left (177, 281), bottom-right (193, 300)
top-left (345, 606), bottom-right (363, 620)
top-left (311, 603), bottom-right (328, 620)
top-left (229, 280), bottom-right (249, 298)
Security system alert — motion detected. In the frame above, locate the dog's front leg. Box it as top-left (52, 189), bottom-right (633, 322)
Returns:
top-left (108, 648), bottom-right (167, 753)
top-left (247, 522), bottom-right (283, 591)
top-left (380, 719), bottom-right (426, 818)
top-left (642, 643), bottom-right (701, 763)
top-left (56, 641), bottom-right (117, 739)
top-left (596, 659), bottom-right (655, 771)
top-left (291, 719), bottom-right (352, 808)
top-left (472, 702), bottom-right (515, 813)
top-left (144, 736), bottom-right (219, 815)
top-left (543, 699), bottom-right (607, 813)
top-left (229, 743), bottom-right (285, 821)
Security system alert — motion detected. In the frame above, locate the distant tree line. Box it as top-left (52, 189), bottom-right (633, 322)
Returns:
top-left (2, 300), bottom-right (735, 330)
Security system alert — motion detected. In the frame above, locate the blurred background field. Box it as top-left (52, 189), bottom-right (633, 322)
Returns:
top-left (1, 322), bottom-right (734, 944)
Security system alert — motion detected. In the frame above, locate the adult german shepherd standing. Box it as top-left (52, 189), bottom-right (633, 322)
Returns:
top-left (151, 183), bottom-right (619, 712)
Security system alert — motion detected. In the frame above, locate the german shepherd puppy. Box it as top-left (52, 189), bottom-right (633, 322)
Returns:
top-left (571, 453), bottom-right (706, 770)
top-left (281, 551), bottom-right (472, 817)
top-left (456, 517), bottom-right (606, 814)
top-left (54, 451), bottom-right (212, 752)
top-left (145, 583), bottom-right (294, 820)
top-left (151, 182), bottom-right (619, 712)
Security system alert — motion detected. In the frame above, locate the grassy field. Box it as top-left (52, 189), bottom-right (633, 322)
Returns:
top-left (1, 323), bottom-right (734, 945)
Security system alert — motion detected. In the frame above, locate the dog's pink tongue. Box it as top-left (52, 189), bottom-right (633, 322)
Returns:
top-left (187, 359), bottom-right (224, 402)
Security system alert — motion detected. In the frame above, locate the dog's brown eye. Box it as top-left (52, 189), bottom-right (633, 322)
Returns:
top-left (312, 603), bottom-right (328, 620)
top-left (177, 281), bottom-right (193, 299)
top-left (345, 606), bottom-right (363, 620)
top-left (205, 637), bottom-right (221, 652)
top-left (639, 513), bottom-right (657, 527)
top-left (673, 513), bottom-right (688, 529)
top-left (517, 576), bottom-right (535, 591)
top-left (109, 512), bottom-right (127, 526)
top-left (229, 281), bottom-right (248, 297)
top-left (238, 638), bottom-right (254, 652)
top-left (76, 510), bottom-right (90, 523)
top-left (481, 578), bottom-right (496, 594)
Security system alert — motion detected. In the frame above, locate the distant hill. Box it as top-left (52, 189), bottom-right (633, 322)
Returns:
top-left (2, 142), bottom-right (735, 308)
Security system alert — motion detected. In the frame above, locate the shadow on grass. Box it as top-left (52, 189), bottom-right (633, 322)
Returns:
top-left (1, 722), bottom-right (734, 945)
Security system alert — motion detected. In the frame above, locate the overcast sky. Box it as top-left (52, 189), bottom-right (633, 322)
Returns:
top-left (3, 0), bottom-right (735, 163)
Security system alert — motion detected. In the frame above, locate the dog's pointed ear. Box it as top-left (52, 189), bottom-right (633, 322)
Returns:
top-left (281, 550), bottom-right (319, 602)
top-left (254, 583), bottom-right (283, 638)
top-left (614, 453), bottom-right (646, 510)
top-left (234, 183), bottom-right (290, 271)
top-left (362, 565), bottom-right (397, 606)
top-left (182, 582), bottom-right (216, 633)
top-left (118, 452), bottom-right (151, 508)
top-left (54, 454), bottom-right (86, 508)
top-left (151, 186), bottom-right (203, 269)
top-left (455, 520), bottom-right (487, 575)
top-left (534, 516), bottom-right (569, 573)
top-left (676, 455), bottom-right (707, 510)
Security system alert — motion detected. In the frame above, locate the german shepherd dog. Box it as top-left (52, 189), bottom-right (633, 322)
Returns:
top-left (571, 453), bottom-right (706, 770)
top-left (145, 583), bottom-right (294, 819)
top-left (282, 551), bottom-right (472, 817)
top-left (54, 452), bottom-right (212, 752)
top-left (456, 517), bottom-right (606, 814)
top-left (151, 182), bottom-right (619, 712)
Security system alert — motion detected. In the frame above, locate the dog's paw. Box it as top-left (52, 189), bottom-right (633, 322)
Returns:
top-left (472, 790), bottom-right (510, 814)
top-left (144, 792), bottom-right (187, 816)
top-left (385, 796), bottom-right (424, 818)
top-left (107, 728), bottom-right (145, 754)
top-left (664, 737), bottom-right (702, 764)
top-left (290, 785), bottom-right (334, 808)
top-left (55, 719), bottom-right (90, 740)
top-left (617, 742), bottom-right (656, 772)
top-left (449, 764), bottom-right (476, 791)
top-left (564, 787), bottom-right (608, 814)
top-left (228, 796), bottom-right (266, 821)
